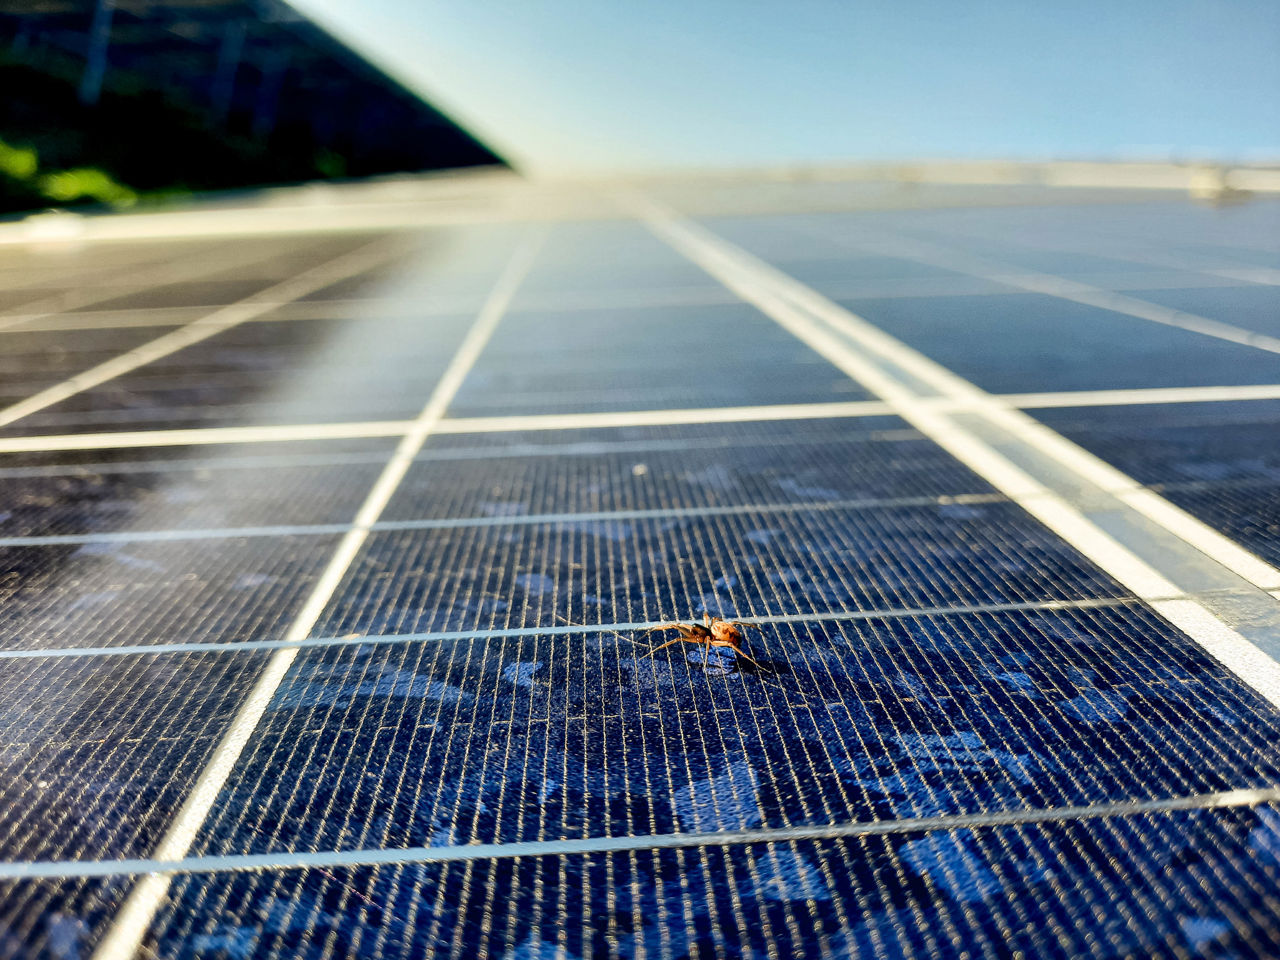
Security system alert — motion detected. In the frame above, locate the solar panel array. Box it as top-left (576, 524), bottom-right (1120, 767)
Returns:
top-left (1, 187), bottom-right (1279, 959)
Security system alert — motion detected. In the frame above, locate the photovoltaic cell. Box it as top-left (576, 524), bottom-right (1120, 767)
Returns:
top-left (315, 503), bottom-right (1125, 639)
top-left (48, 235), bottom-right (379, 315)
top-left (1158, 485), bottom-right (1280, 568)
top-left (71, 279), bottom-right (286, 313)
top-left (0, 327), bottom-right (180, 404)
top-left (1121, 285), bottom-right (1280, 339)
top-left (889, 243), bottom-right (1147, 278)
top-left (0, 450), bottom-right (389, 538)
top-left (385, 420), bottom-right (996, 522)
top-left (0, 436), bottom-right (397, 477)
top-left (139, 807), bottom-right (1280, 960)
top-left (6, 804), bottom-right (1280, 960)
top-left (512, 221), bottom-right (722, 297)
top-left (0, 230), bottom-right (526, 438)
top-left (1031, 401), bottom-right (1280, 487)
top-left (0, 535), bottom-right (341, 651)
top-left (0, 650), bottom-right (271, 861)
top-left (1033, 400), bottom-right (1280, 568)
top-left (1175, 243), bottom-right (1280, 270)
top-left (447, 302), bottom-right (870, 417)
top-left (0, 876), bottom-right (130, 960)
top-left (422, 414), bottom-right (915, 453)
top-left (829, 293), bottom-right (1280, 394)
top-left (769, 254), bottom-right (965, 285)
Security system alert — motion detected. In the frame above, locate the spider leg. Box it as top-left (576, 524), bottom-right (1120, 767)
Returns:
top-left (641, 623), bottom-right (689, 636)
top-left (638, 623), bottom-right (693, 650)
top-left (725, 641), bottom-right (767, 671)
top-left (639, 636), bottom-right (696, 659)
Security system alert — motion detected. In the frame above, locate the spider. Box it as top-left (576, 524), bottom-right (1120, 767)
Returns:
top-left (641, 614), bottom-right (766, 670)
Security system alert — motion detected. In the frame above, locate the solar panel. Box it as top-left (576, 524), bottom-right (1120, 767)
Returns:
top-left (1, 182), bottom-right (1279, 960)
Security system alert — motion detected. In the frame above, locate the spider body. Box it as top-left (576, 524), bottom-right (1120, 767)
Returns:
top-left (641, 614), bottom-right (764, 669)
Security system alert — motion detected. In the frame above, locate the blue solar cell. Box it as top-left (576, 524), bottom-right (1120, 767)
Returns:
top-left (1123, 285), bottom-right (1280, 339)
top-left (0, 651), bottom-right (270, 862)
top-left (422, 414), bottom-right (914, 453)
top-left (942, 247), bottom-right (1147, 276)
top-left (383, 421), bottom-right (995, 522)
top-left (0, 535), bottom-right (341, 651)
top-left (761, 255), bottom-right (963, 284)
top-left (0, 876), bottom-right (130, 960)
top-left (1032, 401), bottom-right (1280, 487)
top-left (447, 303), bottom-right (870, 417)
top-left (315, 504), bottom-right (1123, 639)
top-left (832, 293), bottom-right (1280, 393)
top-left (515, 222), bottom-right (720, 295)
top-left (1174, 243), bottom-right (1280, 271)
top-left (1033, 400), bottom-right (1280, 566)
top-left (142, 806), bottom-right (1280, 960)
top-left (1163, 484), bottom-right (1280, 568)
top-left (0, 451), bottom-right (389, 538)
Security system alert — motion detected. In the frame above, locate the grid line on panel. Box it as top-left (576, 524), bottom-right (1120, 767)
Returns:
top-left (5, 383), bottom-right (1280, 455)
top-left (0, 589), bottom-right (1146, 669)
top-left (0, 495), bottom-right (1012, 548)
top-left (3, 786), bottom-right (1279, 879)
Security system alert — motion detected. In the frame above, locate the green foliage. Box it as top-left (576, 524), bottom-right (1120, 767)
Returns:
top-left (0, 57), bottom-right (366, 215)
top-left (0, 133), bottom-right (137, 211)
top-left (0, 36), bottom-right (499, 215)
top-left (38, 167), bottom-right (137, 206)
top-left (0, 138), bottom-right (37, 180)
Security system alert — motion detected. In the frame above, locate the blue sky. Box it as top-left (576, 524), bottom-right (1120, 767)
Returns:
top-left (290, 0), bottom-right (1280, 176)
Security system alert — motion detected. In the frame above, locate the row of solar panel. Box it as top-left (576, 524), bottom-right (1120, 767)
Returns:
top-left (6, 599), bottom-right (1280, 861)
top-left (10, 803), bottom-right (1278, 960)
top-left (3, 218), bottom-right (1280, 429)
top-left (1, 199), bottom-right (1278, 958)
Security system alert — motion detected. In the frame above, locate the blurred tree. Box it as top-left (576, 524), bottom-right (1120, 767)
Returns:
top-left (0, 0), bottom-right (505, 214)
